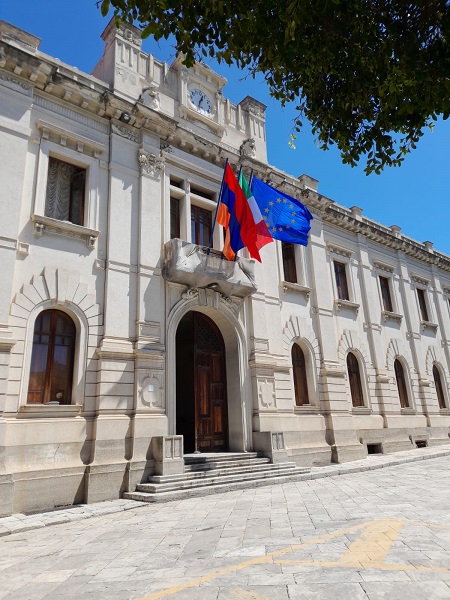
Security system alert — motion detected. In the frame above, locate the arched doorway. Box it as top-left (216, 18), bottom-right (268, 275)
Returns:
top-left (176, 311), bottom-right (229, 453)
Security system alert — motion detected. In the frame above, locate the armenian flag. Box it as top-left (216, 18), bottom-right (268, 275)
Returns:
top-left (217, 163), bottom-right (262, 262)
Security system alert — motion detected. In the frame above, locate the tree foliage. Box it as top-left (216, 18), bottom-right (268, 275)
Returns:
top-left (100, 0), bottom-right (450, 173)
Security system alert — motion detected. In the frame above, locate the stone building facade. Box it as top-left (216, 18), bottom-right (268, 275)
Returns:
top-left (0, 19), bottom-right (449, 516)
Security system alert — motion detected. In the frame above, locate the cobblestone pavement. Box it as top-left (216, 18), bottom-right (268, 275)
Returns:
top-left (1, 450), bottom-right (450, 599)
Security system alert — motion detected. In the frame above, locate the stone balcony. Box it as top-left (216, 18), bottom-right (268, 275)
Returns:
top-left (162, 239), bottom-right (257, 298)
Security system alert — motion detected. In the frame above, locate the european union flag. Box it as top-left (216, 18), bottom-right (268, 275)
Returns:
top-left (251, 176), bottom-right (313, 246)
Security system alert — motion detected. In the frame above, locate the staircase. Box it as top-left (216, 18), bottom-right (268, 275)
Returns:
top-left (124, 452), bottom-right (310, 503)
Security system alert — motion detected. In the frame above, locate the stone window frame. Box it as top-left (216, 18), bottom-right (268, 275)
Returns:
top-left (290, 339), bottom-right (320, 413)
top-left (432, 363), bottom-right (449, 411)
top-left (326, 242), bottom-right (360, 314)
top-left (164, 166), bottom-right (222, 250)
top-left (19, 301), bottom-right (88, 414)
top-left (411, 274), bottom-right (438, 333)
top-left (373, 260), bottom-right (403, 323)
top-left (279, 242), bottom-right (311, 298)
top-left (393, 356), bottom-right (416, 413)
top-left (345, 348), bottom-right (372, 413)
top-left (442, 285), bottom-right (450, 322)
top-left (32, 133), bottom-right (101, 249)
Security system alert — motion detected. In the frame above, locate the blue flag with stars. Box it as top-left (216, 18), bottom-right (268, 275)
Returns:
top-left (250, 176), bottom-right (313, 246)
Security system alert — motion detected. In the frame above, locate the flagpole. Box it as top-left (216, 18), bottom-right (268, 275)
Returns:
top-left (234, 165), bottom-right (244, 262)
top-left (207, 158), bottom-right (228, 254)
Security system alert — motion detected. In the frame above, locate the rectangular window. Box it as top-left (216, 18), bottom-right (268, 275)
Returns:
top-left (170, 196), bottom-right (180, 239)
top-left (282, 242), bottom-right (297, 283)
top-left (190, 184), bottom-right (214, 201)
top-left (334, 261), bottom-right (350, 301)
top-left (417, 288), bottom-right (429, 321)
top-left (379, 276), bottom-right (393, 312)
top-left (45, 157), bottom-right (86, 226)
top-left (191, 205), bottom-right (212, 246)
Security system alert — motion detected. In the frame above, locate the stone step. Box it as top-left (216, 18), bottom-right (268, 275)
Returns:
top-left (137, 465), bottom-right (308, 494)
top-left (124, 469), bottom-right (312, 503)
top-left (150, 460), bottom-right (289, 483)
top-left (183, 452), bottom-right (260, 465)
top-left (184, 457), bottom-right (271, 473)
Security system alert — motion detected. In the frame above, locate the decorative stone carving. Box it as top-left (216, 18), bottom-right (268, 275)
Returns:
top-left (31, 215), bottom-right (99, 249)
top-left (117, 25), bottom-right (142, 47)
top-left (239, 137), bottom-right (256, 158)
top-left (181, 286), bottom-right (241, 316)
top-left (37, 120), bottom-right (105, 158)
top-left (382, 310), bottom-right (403, 323)
top-left (258, 378), bottom-right (276, 408)
top-left (373, 260), bottom-right (395, 273)
top-left (421, 320), bottom-right (438, 333)
top-left (282, 281), bottom-right (311, 298)
top-left (138, 86), bottom-right (160, 110)
top-left (334, 299), bottom-right (360, 314)
top-left (112, 123), bottom-right (139, 143)
top-left (138, 149), bottom-right (165, 179)
top-left (411, 273), bottom-right (429, 286)
top-left (182, 287), bottom-right (199, 301)
top-left (326, 242), bottom-right (353, 258)
top-left (160, 142), bottom-right (173, 153)
top-left (140, 374), bottom-right (164, 410)
top-left (0, 74), bottom-right (32, 94)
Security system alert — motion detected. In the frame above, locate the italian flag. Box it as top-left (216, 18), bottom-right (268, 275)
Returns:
top-left (238, 171), bottom-right (273, 252)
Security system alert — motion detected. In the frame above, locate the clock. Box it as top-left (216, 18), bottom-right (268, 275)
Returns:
top-left (189, 88), bottom-right (213, 116)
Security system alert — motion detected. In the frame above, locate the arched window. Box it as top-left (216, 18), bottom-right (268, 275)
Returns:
top-left (433, 365), bottom-right (447, 409)
top-left (292, 344), bottom-right (309, 406)
top-left (27, 309), bottom-right (76, 405)
top-left (394, 359), bottom-right (409, 408)
top-left (347, 352), bottom-right (364, 407)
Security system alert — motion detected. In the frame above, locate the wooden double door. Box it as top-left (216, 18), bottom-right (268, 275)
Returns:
top-left (176, 312), bottom-right (228, 453)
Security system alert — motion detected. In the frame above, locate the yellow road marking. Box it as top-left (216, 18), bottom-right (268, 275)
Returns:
top-left (274, 558), bottom-right (450, 573)
top-left (336, 518), bottom-right (404, 566)
top-left (138, 518), bottom-right (450, 600)
top-left (139, 521), bottom-right (370, 600)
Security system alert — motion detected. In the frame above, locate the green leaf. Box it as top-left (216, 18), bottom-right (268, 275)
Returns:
top-left (100, 0), bottom-right (110, 17)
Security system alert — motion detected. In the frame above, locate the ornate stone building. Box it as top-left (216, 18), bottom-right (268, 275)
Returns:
top-left (0, 19), bottom-right (449, 515)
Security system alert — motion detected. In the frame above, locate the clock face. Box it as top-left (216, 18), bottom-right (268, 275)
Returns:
top-left (189, 88), bottom-right (213, 116)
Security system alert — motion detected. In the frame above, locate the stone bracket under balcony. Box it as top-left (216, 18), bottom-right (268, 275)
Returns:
top-left (162, 239), bottom-right (257, 298)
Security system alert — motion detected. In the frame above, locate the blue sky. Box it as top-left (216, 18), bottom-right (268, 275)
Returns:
top-left (2, 1), bottom-right (449, 254)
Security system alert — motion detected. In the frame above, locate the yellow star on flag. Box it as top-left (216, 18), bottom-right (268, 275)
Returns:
top-left (291, 219), bottom-right (295, 224)
top-left (269, 201), bottom-right (274, 206)
top-left (279, 227), bottom-right (283, 231)
top-left (283, 199), bottom-right (287, 203)
top-left (276, 197), bottom-right (281, 203)
top-left (265, 208), bottom-right (269, 213)
top-left (289, 204), bottom-right (293, 209)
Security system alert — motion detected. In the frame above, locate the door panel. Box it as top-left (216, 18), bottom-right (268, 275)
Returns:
top-left (193, 313), bottom-right (228, 452)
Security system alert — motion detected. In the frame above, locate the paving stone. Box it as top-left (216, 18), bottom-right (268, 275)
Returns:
top-left (0, 452), bottom-right (450, 598)
top-left (361, 581), bottom-right (450, 599)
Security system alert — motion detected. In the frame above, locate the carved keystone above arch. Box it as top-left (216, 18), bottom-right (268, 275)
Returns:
top-left (337, 329), bottom-right (371, 367)
top-left (181, 287), bottom-right (242, 317)
top-left (282, 315), bottom-right (321, 372)
top-left (10, 267), bottom-right (102, 334)
top-left (425, 345), bottom-right (447, 377)
top-left (385, 338), bottom-right (414, 373)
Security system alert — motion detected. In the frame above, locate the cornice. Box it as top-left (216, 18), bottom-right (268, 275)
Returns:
top-left (2, 33), bottom-right (450, 276)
